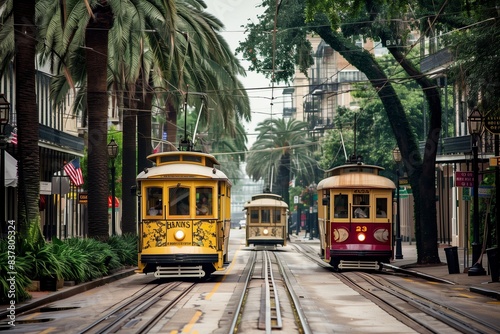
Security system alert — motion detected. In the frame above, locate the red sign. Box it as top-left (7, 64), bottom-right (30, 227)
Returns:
top-left (108, 196), bottom-right (120, 208)
top-left (456, 171), bottom-right (474, 187)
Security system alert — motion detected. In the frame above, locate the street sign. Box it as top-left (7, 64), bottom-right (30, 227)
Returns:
top-left (78, 192), bottom-right (88, 204)
top-left (40, 181), bottom-right (52, 195)
top-left (455, 171), bottom-right (474, 187)
top-left (489, 156), bottom-right (500, 166)
top-left (484, 114), bottom-right (500, 134)
top-left (479, 185), bottom-right (494, 198)
top-left (399, 177), bottom-right (409, 185)
top-left (462, 187), bottom-right (471, 201)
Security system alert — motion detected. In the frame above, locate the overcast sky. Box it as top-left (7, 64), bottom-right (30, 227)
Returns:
top-left (203, 0), bottom-right (281, 146)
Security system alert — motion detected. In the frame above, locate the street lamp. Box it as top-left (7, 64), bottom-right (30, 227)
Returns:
top-left (467, 107), bottom-right (486, 276)
top-left (392, 146), bottom-right (403, 259)
top-left (107, 138), bottom-right (119, 236)
top-left (0, 94), bottom-right (10, 231)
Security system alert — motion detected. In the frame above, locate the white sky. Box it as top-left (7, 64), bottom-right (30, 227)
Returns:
top-left (203, 0), bottom-right (282, 147)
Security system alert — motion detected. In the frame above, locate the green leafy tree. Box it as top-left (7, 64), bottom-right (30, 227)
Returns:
top-left (38, 0), bottom-right (251, 235)
top-left (238, 0), bottom-right (444, 264)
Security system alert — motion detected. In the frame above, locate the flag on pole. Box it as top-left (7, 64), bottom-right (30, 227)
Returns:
top-left (64, 158), bottom-right (84, 186)
top-left (152, 142), bottom-right (161, 153)
top-left (8, 128), bottom-right (17, 145)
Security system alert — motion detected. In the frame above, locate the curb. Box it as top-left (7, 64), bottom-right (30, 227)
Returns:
top-left (1, 268), bottom-right (137, 319)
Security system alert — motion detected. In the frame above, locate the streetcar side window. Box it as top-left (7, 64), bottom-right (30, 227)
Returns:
top-left (376, 198), bottom-right (388, 218)
top-left (353, 194), bottom-right (370, 218)
top-left (261, 209), bottom-right (271, 223)
top-left (147, 187), bottom-right (163, 216)
top-left (169, 186), bottom-right (190, 215)
top-left (334, 194), bottom-right (348, 218)
top-left (196, 187), bottom-right (213, 215)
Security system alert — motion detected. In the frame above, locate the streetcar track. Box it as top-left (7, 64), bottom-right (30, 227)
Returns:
top-left (290, 241), bottom-right (499, 333)
top-left (77, 281), bottom-right (194, 334)
top-left (344, 271), bottom-right (498, 334)
top-left (230, 249), bottom-right (311, 334)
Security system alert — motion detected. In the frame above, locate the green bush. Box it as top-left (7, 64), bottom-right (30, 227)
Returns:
top-left (22, 239), bottom-right (64, 280)
top-left (106, 234), bottom-right (138, 266)
top-left (0, 239), bottom-right (32, 303)
top-left (1, 235), bottom-right (138, 303)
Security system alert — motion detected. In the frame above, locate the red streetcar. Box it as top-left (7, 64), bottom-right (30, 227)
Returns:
top-left (317, 160), bottom-right (396, 271)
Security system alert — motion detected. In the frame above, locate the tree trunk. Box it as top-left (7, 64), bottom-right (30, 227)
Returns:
top-left (165, 99), bottom-right (178, 148)
top-left (86, 4), bottom-right (113, 239)
top-left (14, 1), bottom-right (43, 247)
top-left (137, 89), bottom-right (153, 173)
top-left (121, 95), bottom-right (137, 234)
top-left (387, 46), bottom-right (441, 264)
top-left (314, 23), bottom-right (440, 264)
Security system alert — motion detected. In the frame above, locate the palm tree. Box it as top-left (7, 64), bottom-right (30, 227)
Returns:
top-left (0, 0), bottom-right (44, 247)
top-left (37, 0), bottom-right (251, 236)
top-left (246, 118), bottom-right (317, 205)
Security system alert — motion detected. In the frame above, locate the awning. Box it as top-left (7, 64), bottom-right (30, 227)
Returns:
top-left (2, 151), bottom-right (17, 187)
top-left (108, 196), bottom-right (120, 208)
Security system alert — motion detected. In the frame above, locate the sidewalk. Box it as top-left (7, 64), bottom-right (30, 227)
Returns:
top-left (290, 230), bottom-right (500, 299)
top-left (393, 242), bottom-right (500, 299)
top-left (0, 268), bottom-right (136, 321)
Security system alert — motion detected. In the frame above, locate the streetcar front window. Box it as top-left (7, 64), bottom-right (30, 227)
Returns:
top-left (334, 194), bottom-right (348, 218)
top-left (353, 194), bottom-right (370, 218)
top-left (250, 209), bottom-right (259, 223)
top-left (169, 186), bottom-right (190, 215)
top-left (196, 187), bottom-right (213, 215)
top-left (147, 187), bottom-right (163, 216)
top-left (261, 209), bottom-right (271, 223)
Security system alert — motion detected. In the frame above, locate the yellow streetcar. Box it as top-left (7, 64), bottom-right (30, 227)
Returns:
top-left (136, 150), bottom-right (232, 278)
top-left (244, 192), bottom-right (288, 247)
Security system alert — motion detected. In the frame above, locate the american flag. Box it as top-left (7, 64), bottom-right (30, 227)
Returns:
top-left (64, 158), bottom-right (84, 186)
top-left (152, 142), bottom-right (160, 153)
top-left (9, 128), bottom-right (17, 145)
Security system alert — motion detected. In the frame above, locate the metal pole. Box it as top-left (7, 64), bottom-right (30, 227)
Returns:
top-left (496, 135), bottom-right (499, 249)
top-left (309, 188), bottom-right (314, 240)
top-left (395, 166), bottom-right (403, 259)
top-left (0, 138), bottom-right (5, 235)
top-left (469, 135), bottom-right (485, 275)
top-left (111, 159), bottom-right (116, 236)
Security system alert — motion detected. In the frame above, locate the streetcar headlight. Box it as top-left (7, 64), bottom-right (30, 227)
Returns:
top-left (174, 230), bottom-right (185, 241)
top-left (357, 233), bottom-right (366, 242)
top-left (263, 229), bottom-right (269, 235)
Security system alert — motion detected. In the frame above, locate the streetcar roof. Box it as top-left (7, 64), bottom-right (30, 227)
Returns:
top-left (243, 194), bottom-right (288, 209)
top-left (318, 164), bottom-right (395, 190)
top-left (325, 163), bottom-right (385, 175)
top-left (146, 150), bottom-right (221, 167)
top-left (137, 151), bottom-right (229, 182)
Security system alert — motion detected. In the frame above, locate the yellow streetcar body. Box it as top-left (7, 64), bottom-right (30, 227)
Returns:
top-left (136, 151), bottom-right (231, 278)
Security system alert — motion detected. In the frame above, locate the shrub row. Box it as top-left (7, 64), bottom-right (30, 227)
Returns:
top-left (0, 234), bottom-right (137, 304)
